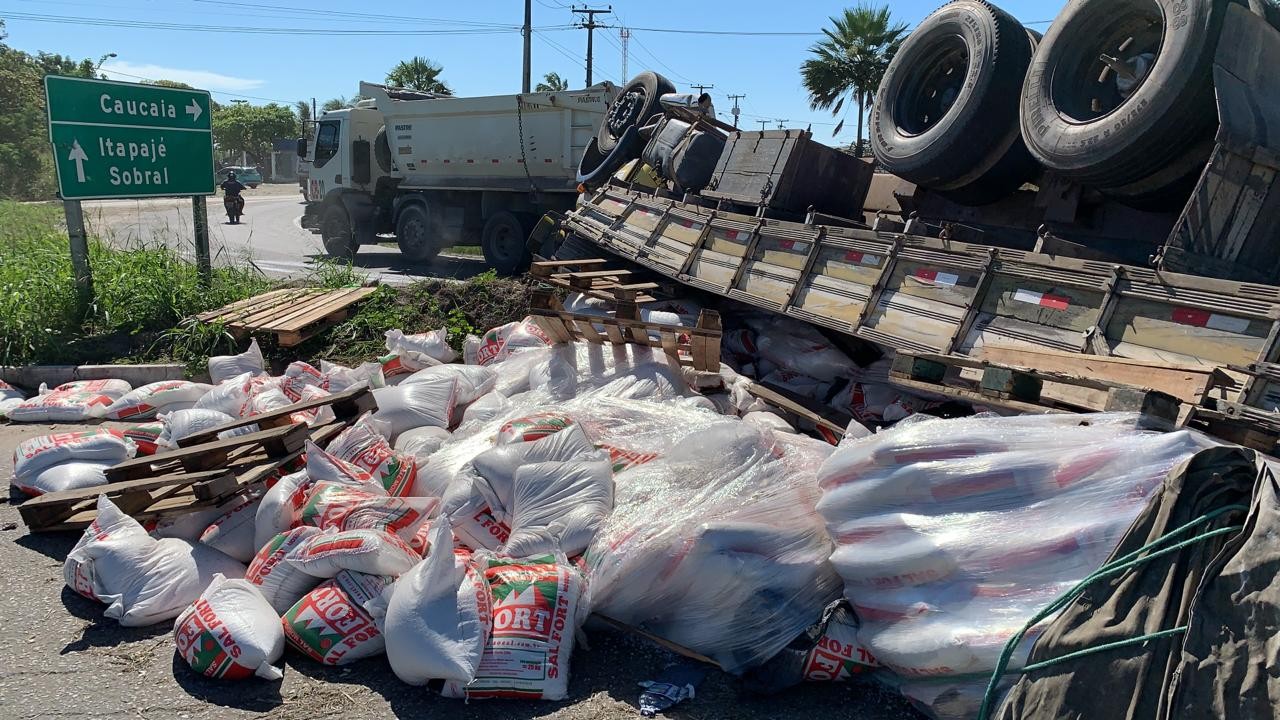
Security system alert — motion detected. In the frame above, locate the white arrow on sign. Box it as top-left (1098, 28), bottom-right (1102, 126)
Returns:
top-left (185, 99), bottom-right (202, 123)
top-left (68, 139), bottom-right (88, 182)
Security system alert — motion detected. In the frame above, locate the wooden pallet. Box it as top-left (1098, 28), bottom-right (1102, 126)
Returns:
top-left (529, 289), bottom-right (723, 372)
top-left (177, 386), bottom-right (376, 447)
top-left (529, 259), bottom-right (660, 303)
top-left (18, 390), bottom-right (374, 532)
top-left (888, 351), bottom-right (1182, 428)
top-left (194, 286), bottom-right (378, 347)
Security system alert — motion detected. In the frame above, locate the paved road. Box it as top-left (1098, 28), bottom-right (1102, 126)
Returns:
top-left (81, 185), bottom-right (488, 285)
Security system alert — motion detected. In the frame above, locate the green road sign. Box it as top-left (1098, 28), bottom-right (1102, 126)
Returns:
top-left (45, 75), bottom-right (215, 200)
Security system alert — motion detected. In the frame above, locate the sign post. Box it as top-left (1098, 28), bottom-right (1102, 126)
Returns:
top-left (192, 196), bottom-right (211, 285)
top-left (62, 198), bottom-right (93, 317)
top-left (45, 75), bottom-right (216, 287)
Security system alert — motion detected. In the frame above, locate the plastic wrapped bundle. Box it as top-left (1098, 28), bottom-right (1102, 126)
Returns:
top-left (585, 421), bottom-right (841, 674)
top-left (814, 413), bottom-right (1215, 719)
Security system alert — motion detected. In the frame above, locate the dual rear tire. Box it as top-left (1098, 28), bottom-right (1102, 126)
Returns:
top-left (872, 0), bottom-right (1237, 208)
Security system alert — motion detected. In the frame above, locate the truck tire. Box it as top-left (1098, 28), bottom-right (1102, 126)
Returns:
top-left (396, 203), bottom-right (439, 263)
top-left (576, 128), bottom-right (642, 187)
top-left (598, 71), bottom-right (676, 154)
top-left (481, 211), bottom-right (532, 276)
top-left (870, 1), bottom-right (1038, 201)
top-left (374, 127), bottom-right (392, 174)
top-left (1019, 0), bottom-right (1230, 204)
top-left (321, 204), bottom-right (357, 259)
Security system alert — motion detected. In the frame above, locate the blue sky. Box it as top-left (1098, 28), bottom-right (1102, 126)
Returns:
top-left (2, 0), bottom-right (1063, 145)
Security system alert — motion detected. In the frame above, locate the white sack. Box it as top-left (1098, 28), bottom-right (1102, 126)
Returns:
top-left (64, 497), bottom-right (246, 626)
top-left (384, 518), bottom-right (491, 686)
top-left (371, 379), bottom-right (458, 436)
top-left (11, 429), bottom-right (134, 482)
top-left (104, 380), bottom-right (213, 421)
top-left (7, 379), bottom-right (132, 422)
top-left (504, 457), bottom-right (614, 557)
top-left (173, 574), bottom-right (285, 680)
top-left (209, 338), bottom-right (264, 384)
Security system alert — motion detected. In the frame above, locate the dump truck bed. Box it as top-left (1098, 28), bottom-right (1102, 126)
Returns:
top-left (359, 81), bottom-right (616, 193)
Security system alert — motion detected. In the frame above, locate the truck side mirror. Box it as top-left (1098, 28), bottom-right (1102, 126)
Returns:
top-left (296, 137), bottom-right (307, 158)
top-left (352, 139), bottom-right (371, 184)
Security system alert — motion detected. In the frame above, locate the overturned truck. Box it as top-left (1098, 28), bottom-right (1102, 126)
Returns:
top-left (546, 0), bottom-right (1280, 439)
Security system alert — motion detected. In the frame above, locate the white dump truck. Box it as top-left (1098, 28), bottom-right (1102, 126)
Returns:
top-left (299, 80), bottom-right (617, 272)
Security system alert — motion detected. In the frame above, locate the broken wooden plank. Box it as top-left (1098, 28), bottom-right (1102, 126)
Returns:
top-left (974, 345), bottom-right (1225, 404)
top-left (746, 381), bottom-right (849, 438)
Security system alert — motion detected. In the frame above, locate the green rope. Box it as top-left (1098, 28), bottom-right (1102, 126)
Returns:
top-left (1019, 626), bottom-right (1188, 673)
top-left (975, 503), bottom-right (1248, 720)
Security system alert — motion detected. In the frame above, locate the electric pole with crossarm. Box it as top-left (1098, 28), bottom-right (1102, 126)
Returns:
top-left (572, 6), bottom-right (611, 87)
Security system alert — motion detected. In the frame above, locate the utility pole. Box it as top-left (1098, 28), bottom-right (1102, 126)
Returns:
top-left (522, 0), bottom-right (532, 93)
top-left (619, 27), bottom-right (630, 83)
top-left (727, 93), bottom-right (745, 128)
top-left (757, 119), bottom-right (769, 131)
top-left (690, 83), bottom-right (714, 96)
top-left (775, 119), bottom-right (789, 129)
top-left (572, 5), bottom-right (611, 87)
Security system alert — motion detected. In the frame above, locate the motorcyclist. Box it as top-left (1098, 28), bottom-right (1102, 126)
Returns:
top-left (220, 170), bottom-right (246, 198)
top-left (220, 170), bottom-right (246, 222)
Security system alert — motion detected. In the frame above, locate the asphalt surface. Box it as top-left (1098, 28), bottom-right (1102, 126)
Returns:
top-left (81, 184), bottom-right (490, 285)
top-left (0, 420), bottom-right (926, 720)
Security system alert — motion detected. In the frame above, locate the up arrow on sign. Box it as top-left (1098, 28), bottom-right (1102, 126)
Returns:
top-left (68, 138), bottom-right (89, 182)
top-left (185, 99), bottom-right (202, 122)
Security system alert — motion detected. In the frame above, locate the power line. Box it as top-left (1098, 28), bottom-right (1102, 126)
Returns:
top-left (626, 31), bottom-right (695, 84)
top-left (534, 30), bottom-right (587, 72)
top-left (625, 26), bottom-right (821, 36)
top-left (0, 10), bottom-right (552, 35)
top-left (187, 0), bottom-right (528, 28)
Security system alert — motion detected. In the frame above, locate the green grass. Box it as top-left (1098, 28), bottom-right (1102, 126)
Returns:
top-left (0, 200), bottom-right (534, 373)
top-left (0, 199), bottom-right (276, 366)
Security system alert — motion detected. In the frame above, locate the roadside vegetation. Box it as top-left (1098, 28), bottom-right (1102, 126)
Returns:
top-left (0, 200), bottom-right (534, 373)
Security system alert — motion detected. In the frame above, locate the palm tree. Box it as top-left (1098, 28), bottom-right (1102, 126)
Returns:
top-left (295, 100), bottom-right (311, 138)
top-left (320, 96), bottom-right (365, 112)
top-left (535, 71), bottom-right (568, 92)
top-left (801, 3), bottom-right (907, 156)
top-left (386, 56), bottom-right (452, 95)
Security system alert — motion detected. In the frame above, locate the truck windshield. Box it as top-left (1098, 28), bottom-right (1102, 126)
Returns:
top-left (314, 120), bottom-right (340, 167)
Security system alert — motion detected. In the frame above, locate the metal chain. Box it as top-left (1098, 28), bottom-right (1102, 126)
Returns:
top-left (516, 96), bottom-right (540, 195)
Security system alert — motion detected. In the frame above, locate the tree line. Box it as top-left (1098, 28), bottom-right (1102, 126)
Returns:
top-left (0, 1), bottom-right (902, 200)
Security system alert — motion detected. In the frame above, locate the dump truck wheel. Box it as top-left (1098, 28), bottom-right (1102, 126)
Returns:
top-left (871, 1), bottom-right (1039, 199)
top-left (374, 127), bottom-right (392, 174)
top-left (396, 203), bottom-right (439, 263)
top-left (321, 204), bottom-right (357, 259)
top-left (597, 71), bottom-right (676, 154)
top-left (1019, 0), bottom-right (1228, 204)
top-left (481, 211), bottom-right (532, 276)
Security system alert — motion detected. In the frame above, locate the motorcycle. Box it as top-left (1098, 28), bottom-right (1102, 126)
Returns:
top-left (223, 194), bottom-right (245, 224)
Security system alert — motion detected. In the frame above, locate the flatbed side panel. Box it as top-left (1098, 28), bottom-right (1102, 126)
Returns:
top-left (557, 188), bottom-right (1280, 374)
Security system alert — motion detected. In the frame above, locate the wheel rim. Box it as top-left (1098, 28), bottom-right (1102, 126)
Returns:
top-left (895, 35), bottom-right (970, 137)
top-left (1049, 0), bottom-right (1163, 124)
top-left (401, 214), bottom-right (429, 255)
top-left (489, 221), bottom-right (522, 264)
top-left (605, 88), bottom-right (646, 138)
